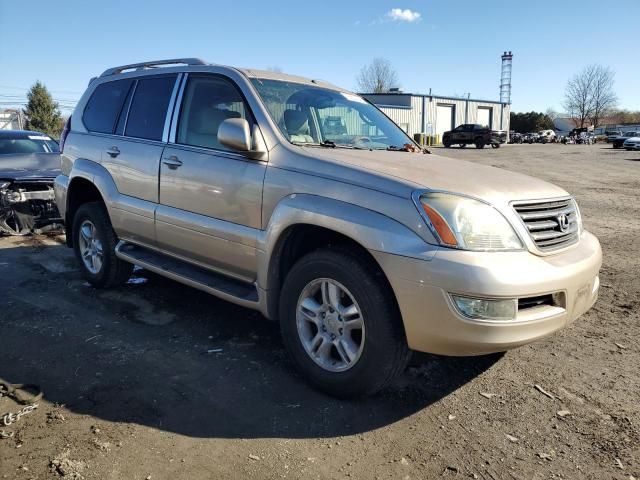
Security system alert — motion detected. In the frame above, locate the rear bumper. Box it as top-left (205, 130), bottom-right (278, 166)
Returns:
top-left (372, 231), bottom-right (602, 356)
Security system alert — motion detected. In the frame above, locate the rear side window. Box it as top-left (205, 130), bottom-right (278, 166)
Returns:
top-left (125, 75), bottom-right (177, 141)
top-left (83, 79), bottom-right (133, 134)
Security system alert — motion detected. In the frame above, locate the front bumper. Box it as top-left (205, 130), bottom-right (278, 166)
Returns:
top-left (372, 231), bottom-right (602, 356)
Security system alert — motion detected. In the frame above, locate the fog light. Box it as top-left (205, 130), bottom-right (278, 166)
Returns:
top-left (451, 295), bottom-right (517, 321)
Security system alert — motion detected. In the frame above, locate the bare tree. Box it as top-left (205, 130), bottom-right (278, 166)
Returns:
top-left (589, 66), bottom-right (617, 128)
top-left (563, 64), bottom-right (617, 128)
top-left (356, 58), bottom-right (399, 93)
top-left (563, 65), bottom-right (596, 128)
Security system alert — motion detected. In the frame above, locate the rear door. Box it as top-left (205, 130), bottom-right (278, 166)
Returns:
top-left (156, 74), bottom-right (266, 282)
top-left (80, 75), bottom-right (179, 245)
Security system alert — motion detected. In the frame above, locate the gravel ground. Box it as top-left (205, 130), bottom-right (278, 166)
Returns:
top-left (0, 143), bottom-right (638, 480)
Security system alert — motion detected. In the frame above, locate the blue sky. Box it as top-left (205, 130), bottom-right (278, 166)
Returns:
top-left (1, 0), bottom-right (638, 115)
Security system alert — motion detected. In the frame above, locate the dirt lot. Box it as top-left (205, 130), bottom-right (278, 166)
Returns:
top-left (1, 143), bottom-right (638, 480)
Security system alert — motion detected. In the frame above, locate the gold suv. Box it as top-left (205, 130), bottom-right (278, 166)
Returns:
top-left (54, 59), bottom-right (601, 397)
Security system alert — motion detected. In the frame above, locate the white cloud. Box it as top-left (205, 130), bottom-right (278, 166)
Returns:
top-left (386, 8), bottom-right (421, 23)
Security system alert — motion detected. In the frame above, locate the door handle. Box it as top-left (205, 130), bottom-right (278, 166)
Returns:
top-left (106, 146), bottom-right (120, 158)
top-left (162, 155), bottom-right (183, 169)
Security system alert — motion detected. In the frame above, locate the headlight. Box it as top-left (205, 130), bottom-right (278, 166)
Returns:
top-left (415, 192), bottom-right (523, 251)
top-left (572, 198), bottom-right (583, 234)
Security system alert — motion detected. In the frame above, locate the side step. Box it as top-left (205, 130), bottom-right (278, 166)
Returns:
top-left (115, 241), bottom-right (260, 309)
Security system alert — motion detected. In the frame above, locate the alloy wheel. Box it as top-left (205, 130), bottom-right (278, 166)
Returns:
top-left (296, 278), bottom-right (365, 372)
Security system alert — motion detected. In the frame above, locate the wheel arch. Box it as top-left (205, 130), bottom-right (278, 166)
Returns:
top-left (258, 194), bottom-right (436, 320)
top-left (65, 159), bottom-right (118, 247)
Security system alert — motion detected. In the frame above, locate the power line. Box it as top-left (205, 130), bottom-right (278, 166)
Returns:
top-left (0, 84), bottom-right (84, 95)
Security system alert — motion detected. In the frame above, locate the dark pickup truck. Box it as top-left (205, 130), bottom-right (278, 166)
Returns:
top-left (442, 124), bottom-right (507, 149)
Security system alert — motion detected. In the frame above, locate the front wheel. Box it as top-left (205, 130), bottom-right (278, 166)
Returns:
top-left (475, 139), bottom-right (485, 149)
top-left (72, 202), bottom-right (133, 288)
top-left (279, 248), bottom-right (410, 398)
top-left (443, 138), bottom-right (451, 148)
top-left (491, 143), bottom-right (500, 149)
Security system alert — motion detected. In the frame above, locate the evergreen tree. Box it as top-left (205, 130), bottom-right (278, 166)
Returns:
top-left (23, 81), bottom-right (63, 137)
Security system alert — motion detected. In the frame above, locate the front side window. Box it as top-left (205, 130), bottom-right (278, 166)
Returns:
top-left (125, 75), bottom-right (177, 141)
top-left (176, 75), bottom-right (251, 151)
top-left (83, 79), bottom-right (133, 134)
top-left (251, 78), bottom-right (414, 150)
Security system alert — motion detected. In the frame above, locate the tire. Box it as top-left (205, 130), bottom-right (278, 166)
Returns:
top-left (613, 144), bottom-right (619, 149)
top-left (279, 247), bottom-right (410, 398)
top-left (443, 138), bottom-right (451, 148)
top-left (491, 143), bottom-right (500, 149)
top-left (72, 202), bottom-right (133, 288)
top-left (475, 138), bottom-right (485, 149)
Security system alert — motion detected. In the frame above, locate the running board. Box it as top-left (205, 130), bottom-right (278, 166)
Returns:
top-left (115, 241), bottom-right (260, 309)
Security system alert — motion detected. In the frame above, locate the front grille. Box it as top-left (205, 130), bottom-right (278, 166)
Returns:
top-left (513, 198), bottom-right (579, 251)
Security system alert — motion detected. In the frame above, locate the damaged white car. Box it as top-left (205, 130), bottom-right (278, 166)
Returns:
top-left (0, 130), bottom-right (63, 235)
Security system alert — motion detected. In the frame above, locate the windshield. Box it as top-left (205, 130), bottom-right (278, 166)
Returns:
top-left (251, 79), bottom-right (416, 150)
top-left (0, 135), bottom-right (59, 155)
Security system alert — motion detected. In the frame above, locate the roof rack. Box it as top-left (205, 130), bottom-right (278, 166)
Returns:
top-left (99, 58), bottom-right (207, 77)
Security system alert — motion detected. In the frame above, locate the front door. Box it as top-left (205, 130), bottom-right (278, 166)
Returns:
top-left (156, 74), bottom-right (267, 282)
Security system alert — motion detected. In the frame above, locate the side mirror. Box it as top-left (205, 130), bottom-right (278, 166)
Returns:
top-left (218, 118), bottom-right (252, 152)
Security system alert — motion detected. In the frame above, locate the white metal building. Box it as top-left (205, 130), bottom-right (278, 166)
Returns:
top-left (0, 109), bottom-right (24, 130)
top-left (361, 93), bottom-right (510, 142)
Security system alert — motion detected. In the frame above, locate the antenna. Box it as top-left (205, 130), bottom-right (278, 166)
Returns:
top-left (500, 51), bottom-right (513, 104)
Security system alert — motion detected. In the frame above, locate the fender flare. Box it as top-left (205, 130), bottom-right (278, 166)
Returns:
top-left (256, 193), bottom-right (437, 316)
top-left (66, 158), bottom-right (120, 213)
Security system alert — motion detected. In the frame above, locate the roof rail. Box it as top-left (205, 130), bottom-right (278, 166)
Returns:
top-left (99, 58), bottom-right (207, 77)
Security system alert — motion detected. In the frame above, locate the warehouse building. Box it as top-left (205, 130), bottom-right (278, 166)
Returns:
top-left (362, 92), bottom-right (511, 143)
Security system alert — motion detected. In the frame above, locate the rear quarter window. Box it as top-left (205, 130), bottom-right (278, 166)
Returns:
top-left (83, 79), bottom-right (134, 134)
top-left (124, 75), bottom-right (177, 141)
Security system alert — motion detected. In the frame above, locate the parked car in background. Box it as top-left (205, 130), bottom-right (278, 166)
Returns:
top-left (538, 130), bottom-right (556, 144)
top-left (605, 130), bottom-right (622, 143)
top-left (508, 132), bottom-right (523, 144)
top-left (623, 136), bottom-right (640, 151)
top-left (442, 124), bottom-right (506, 149)
top-left (523, 132), bottom-right (538, 144)
top-left (0, 130), bottom-right (63, 235)
top-left (55, 58), bottom-right (601, 397)
top-left (611, 131), bottom-right (640, 149)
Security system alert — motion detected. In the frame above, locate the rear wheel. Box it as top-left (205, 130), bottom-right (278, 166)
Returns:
top-left (72, 202), bottom-right (133, 288)
top-left (279, 248), bottom-right (410, 398)
top-left (475, 138), bottom-right (485, 149)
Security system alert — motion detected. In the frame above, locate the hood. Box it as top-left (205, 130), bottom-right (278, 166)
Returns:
top-left (0, 153), bottom-right (61, 181)
top-left (295, 147), bottom-right (568, 205)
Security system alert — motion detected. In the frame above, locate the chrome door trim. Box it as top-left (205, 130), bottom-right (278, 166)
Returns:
top-left (168, 73), bottom-right (188, 143)
top-left (163, 73), bottom-right (184, 143)
top-left (122, 79), bottom-right (138, 135)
